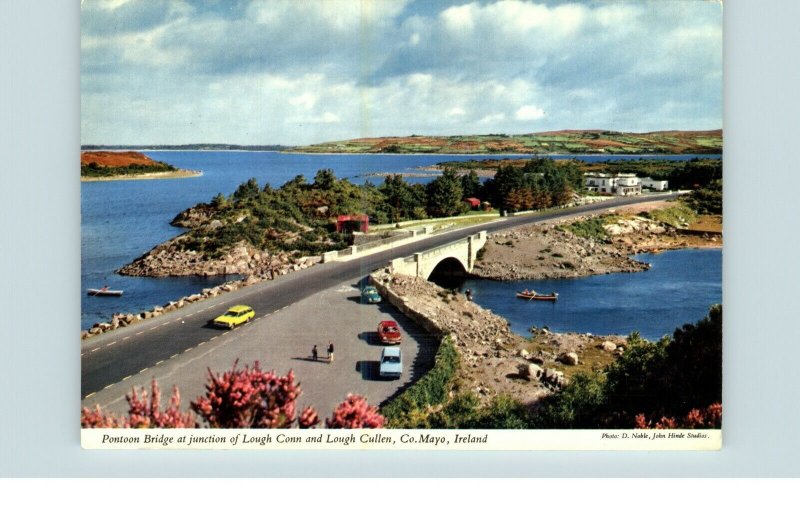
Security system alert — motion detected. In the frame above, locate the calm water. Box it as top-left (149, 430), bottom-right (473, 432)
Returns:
top-left (81, 152), bottom-right (719, 329)
top-left (460, 248), bottom-right (722, 340)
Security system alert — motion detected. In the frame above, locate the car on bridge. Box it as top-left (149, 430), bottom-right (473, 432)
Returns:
top-left (379, 347), bottom-right (403, 379)
top-left (377, 320), bottom-right (401, 344)
top-left (212, 305), bottom-right (255, 329)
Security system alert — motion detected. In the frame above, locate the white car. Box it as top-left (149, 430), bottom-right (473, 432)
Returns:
top-left (379, 347), bottom-right (403, 379)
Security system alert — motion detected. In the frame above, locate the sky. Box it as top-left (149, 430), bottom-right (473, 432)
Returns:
top-left (80, 0), bottom-right (723, 145)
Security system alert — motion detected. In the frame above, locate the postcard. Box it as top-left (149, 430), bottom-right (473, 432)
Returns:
top-left (80, 0), bottom-right (722, 450)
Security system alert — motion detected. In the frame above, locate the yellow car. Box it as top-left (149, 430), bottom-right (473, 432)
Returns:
top-left (212, 305), bottom-right (255, 329)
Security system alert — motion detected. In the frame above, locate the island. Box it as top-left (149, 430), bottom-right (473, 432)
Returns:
top-left (80, 151), bottom-right (200, 181)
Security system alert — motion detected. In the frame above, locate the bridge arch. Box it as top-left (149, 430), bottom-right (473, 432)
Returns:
top-left (389, 231), bottom-right (487, 281)
top-left (427, 257), bottom-right (468, 287)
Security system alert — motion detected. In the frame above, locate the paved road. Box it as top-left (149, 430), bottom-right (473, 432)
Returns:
top-left (81, 192), bottom-right (681, 401)
top-left (81, 278), bottom-right (438, 418)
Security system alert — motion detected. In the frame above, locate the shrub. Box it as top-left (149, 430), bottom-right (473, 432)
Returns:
top-left (326, 394), bottom-right (385, 428)
top-left (82, 361), bottom-right (384, 430)
top-left (381, 336), bottom-right (459, 427)
top-left (81, 380), bottom-right (196, 428)
top-left (190, 360), bottom-right (303, 428)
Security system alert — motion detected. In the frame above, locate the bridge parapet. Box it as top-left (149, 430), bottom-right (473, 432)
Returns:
top-left (390, 231), bottom-right (487, 280)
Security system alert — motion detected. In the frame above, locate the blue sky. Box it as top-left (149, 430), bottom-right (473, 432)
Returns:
top-left (81, 0), bottom-right (723, 145)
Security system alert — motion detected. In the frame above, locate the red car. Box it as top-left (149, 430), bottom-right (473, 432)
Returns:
top-left (377, 320), bottom-right (402, 345)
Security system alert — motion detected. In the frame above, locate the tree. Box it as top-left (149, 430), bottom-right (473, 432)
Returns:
top-left (490, 164), bottom-right (524, 208)
top-left (460, 170), bottom-right (481, 200)
top-left (232, 177), bottom-right (261, 203)
top-left (379, 175), bottom-right (421, 222)
top-left (210, 192), bottom-right (228, 210)
top-left (313, 168), bottom-right (336, 190)
top-left (426, 169), bottom-right (465, 217)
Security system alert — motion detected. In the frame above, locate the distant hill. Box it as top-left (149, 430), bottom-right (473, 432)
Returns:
top-left (288, 130), bottom-right (722, 155)
top-left (80, 144), bottom-right (291, 151)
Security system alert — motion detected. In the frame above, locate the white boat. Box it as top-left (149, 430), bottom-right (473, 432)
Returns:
top-left (87, 287), bottom-right (123, 297)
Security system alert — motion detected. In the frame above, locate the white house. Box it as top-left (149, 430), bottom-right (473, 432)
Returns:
top-left (641, 177), bottom-right (669, 191)
top-left (584, 173), bottom-right (642, 196)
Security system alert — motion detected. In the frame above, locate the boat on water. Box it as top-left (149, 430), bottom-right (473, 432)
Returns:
top-left (87, 286), bottom-right (123, 297)
top-left (516, 290), bottom-right (558, 301)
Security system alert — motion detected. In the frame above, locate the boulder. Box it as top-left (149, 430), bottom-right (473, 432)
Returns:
top-left (518, 363), bottom-right (543, 381)
top-left (518, 349), bottom-right (530, 358)
top-left (601, 341), bottom-right (617, 352)
top-left (559, 352), bottom-right (579, 366)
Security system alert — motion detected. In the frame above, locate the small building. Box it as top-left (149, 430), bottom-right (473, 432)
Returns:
top-left (585, 173), bottom-right (642, 196)
top-left (641, 177), bottom-right (669, 191)
top-left (464, 197), bottom-right (481, 209)
top-left (335, 214), bottom-right (369, 234)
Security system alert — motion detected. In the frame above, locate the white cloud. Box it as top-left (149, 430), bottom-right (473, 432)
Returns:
top-left (81, 0), bottom-right (723, 144)
top-left (447, 107), bottom-right (466, 118)
top-left (515, 105), bottom-right (546, 121)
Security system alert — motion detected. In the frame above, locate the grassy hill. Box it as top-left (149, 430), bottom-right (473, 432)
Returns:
top-left (289, 129), bottom-right (722, 155)
top-left (81, 151), bottom-right (179, 179)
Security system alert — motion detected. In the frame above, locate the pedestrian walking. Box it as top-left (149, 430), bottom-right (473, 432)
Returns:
top-left (312, 345), bottom-right (318, 361)
top-left (327, 342), bottom-right (334, 363)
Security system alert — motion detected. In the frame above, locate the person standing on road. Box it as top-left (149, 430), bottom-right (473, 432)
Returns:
top-left (312, 345), bottom-right (318, 361)
top-left (327, 342), bottom-right (334, 363)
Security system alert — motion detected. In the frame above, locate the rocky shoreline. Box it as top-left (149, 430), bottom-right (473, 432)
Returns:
top-left (471, 205), bottom-right (721, 281)
top-left (81, 257), bottom-right (317, 341)
top-left (371, 270), bottom-right (626, 407)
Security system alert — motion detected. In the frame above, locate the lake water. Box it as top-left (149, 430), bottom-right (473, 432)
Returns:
top-left (81, 151), bottom-right (719, 329)
top-left (459, 248), bottom-right (722, 340)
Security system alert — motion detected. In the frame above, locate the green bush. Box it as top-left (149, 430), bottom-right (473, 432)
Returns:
top-left (565, 216), bottom-right (611, 240)
top-left (530, 306), bottom-right (722, 428)
top-left (530, 372), bottom-right (607, 428)
top-left (381, 336), bottom-right (460, 428)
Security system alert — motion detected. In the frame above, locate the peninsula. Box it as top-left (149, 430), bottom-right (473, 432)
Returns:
top-left (80, 151), bottom-right (200, 181)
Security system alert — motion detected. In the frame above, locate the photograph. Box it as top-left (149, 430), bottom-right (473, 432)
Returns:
top-left (79, 0), bottom-right (722, 450)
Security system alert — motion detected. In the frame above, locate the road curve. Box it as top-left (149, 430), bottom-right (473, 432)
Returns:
top-left (81, 192), bottom-right (682, 397)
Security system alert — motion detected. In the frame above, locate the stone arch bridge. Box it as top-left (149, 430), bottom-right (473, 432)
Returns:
top-left (390, 231), bottom-right (487, 281)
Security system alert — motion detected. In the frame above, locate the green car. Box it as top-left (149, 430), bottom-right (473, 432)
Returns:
top-left (361, 286), bottom-right (382, 304)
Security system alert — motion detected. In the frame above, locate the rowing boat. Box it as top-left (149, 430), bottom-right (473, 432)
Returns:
top-left (516, 290), bottom-right (558, 301)
top-left (87, 287), bottom-right (124, 297)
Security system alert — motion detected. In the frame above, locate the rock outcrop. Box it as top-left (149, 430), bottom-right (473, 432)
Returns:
top-left (118, 239), bottom-right (313, 278)
top-left (370, 271), bottom-right (622, 406)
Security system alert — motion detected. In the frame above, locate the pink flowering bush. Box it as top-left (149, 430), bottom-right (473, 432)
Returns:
top-left (326, 393), bottom-right (385, 429)
top-left (80, 379), bottom-right (196, 428)
top-left (82, 361), bottom-right (383, 430)
top-left (634, 402), bottom-right (722, 429)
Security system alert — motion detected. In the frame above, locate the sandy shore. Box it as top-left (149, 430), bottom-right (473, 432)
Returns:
top-left (81, 169), bottom-right (202, 182)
